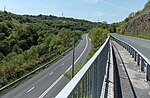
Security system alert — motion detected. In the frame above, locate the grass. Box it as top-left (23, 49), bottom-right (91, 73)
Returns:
top-left (64, 63), bottom-right (84, 80)
top-left (64, 45), bottom-right (98, 80)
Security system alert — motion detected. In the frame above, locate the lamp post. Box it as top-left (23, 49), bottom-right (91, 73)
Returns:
top-left (72, 25), bottom-right (75, 78)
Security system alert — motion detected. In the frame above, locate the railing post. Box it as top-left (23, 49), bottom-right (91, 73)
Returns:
top-left (132, 49), bottom-right (134, 58)
top-left (87, 70), bottom-right (90, 97)
top-left (89, 67), bottom-right (92, 97)
top-left (146, 63), bottom-right (150, 81)
top-left (82, 77), bottom-right (85, 98)
top-left (137, 54), bottom-right (140, 66)
top-left (134, 52), bottom-right (137, 61)
top-left (140, 58), bottom-right (144, 72)
top-left (127, 45), bottom-right (130, 52)
top-left (77, 83), bottom-right (80, 98)
top-left (92, 62), bottom-right (97, 98)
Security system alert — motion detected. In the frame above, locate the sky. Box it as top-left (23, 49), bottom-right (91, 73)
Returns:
top-left (0, 0), bottom-right (148, 23)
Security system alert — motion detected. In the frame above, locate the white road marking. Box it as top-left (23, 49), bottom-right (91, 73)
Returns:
top-left (38, 35), bottom-right (89, 98)
top-left (49, 72), bottom-right (53, 76)
top-left (38, 75), bottom-right (64, 98)
top-left (66, 34), bottom-right (89, 72)
top-left (27, 87), bottom-right (34, 93)
top-left (62, 63), bottom-right (64, 66)
top-left (89, 38), bottom-right (91, 41)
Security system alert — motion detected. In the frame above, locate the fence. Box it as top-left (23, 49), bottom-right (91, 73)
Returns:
top-left (111, 35), bottom-right (150, 81)
top-left (56, 36), bottom-right (110, 98)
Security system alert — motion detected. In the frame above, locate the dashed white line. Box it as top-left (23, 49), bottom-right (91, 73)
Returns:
top-left (62, 63), bottom-right (64, 66)
top-left (49, 72), bottom-right (53, 76)
top-left (38, 34), bottom-right (89, 98)
top-left (27, 87), bottom-right (34, 93)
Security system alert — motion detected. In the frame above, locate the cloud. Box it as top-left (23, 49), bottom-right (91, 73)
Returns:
top-left (81, 0), bottom-right (99, 3)
top-left (82, 0), bottom-right (133, 12)
top-left (93, 11), bottom-right (105, 17)
top-left (99, 0), bottom-right (133, 12)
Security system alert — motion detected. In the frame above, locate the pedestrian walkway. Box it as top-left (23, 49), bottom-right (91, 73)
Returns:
top-left (100, 43), bottom-right (114, 98)
top-left (112, 41), bottom-right (150, 98)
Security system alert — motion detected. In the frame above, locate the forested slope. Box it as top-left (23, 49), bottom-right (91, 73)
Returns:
top-left (0, 11), bottom-right (108, 88)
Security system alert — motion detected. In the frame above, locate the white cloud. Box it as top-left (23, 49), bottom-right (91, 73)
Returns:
top-left (99, 0), bottom-right (133, 12)
top-left (82, 0), bottom-right (133, 12)
top-left (81, 0), bottom-right (99, 3)
top-left (93, 11), bottom-right (105, 17)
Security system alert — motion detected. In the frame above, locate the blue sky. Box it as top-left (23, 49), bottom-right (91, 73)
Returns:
top-left (0, 0), bottom-right (148, 23)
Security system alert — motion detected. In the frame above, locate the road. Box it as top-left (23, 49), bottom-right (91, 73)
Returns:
top-left (1, 34), bottom-right (92, 98)
top-left (110, 33), bottom-right (150, 60)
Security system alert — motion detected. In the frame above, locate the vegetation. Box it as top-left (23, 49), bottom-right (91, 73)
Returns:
top-left (0, 11), bottom-right (103, 88)
top-left (65, 27), bottom-right (109, 79)
top-left (116, 0), bottom-right (150, 39)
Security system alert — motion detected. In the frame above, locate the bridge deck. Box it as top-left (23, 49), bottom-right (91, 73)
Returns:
top-left (112, 41), bottom-right (150, 98)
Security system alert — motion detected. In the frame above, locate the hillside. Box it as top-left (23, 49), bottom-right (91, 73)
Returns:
top-left (0, 11), bottom-right (110, 89)
top-left (117, 0), bottom-right (150, 37)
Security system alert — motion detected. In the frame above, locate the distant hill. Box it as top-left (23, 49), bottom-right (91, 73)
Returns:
top-left (117, 0), bottom-right (150, 35)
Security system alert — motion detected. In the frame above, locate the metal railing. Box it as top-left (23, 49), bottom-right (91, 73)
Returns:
top-left (56, 36), bottom-right (110, 98)
top-left (111, 35), bottom-right (150, 81)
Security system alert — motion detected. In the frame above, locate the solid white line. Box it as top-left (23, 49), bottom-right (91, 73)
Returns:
top-left (38, 75), bottom-right (64, 98)
top-left (49, 72), bottom-right (53, 76)
top-left (38, 35), bottom-right (89, 98)
top-left (66, 34), bottom-right (89, 72)
top-left (27, 87), bottom-right (34, 93)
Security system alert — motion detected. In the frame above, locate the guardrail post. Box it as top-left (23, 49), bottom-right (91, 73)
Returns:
top-left (134, 52), bottom-right (137, 61)
top-left (137, 54), bottom-right (140, 66)
top-left (127, 45), bottom-right (129, 51)
top-left (92, 62), bottom-right (97, 98)
top-left (130, 47), bottom-right (132, 55)
top-left (140, 58), bottom-right (144, 72)
top-left (131, 49), bottom-right (134, 58)
top-left (77, 83), bottom-right (80, 98)
top-left (82, 77), bottom-right (85, 98)
top-left (85, 74), bottom-right (87, 97)
top-left (89, 67), bottom-right (92, 97)
top-left (124, 43), bottom-right (126, 48)
top-left (87, 70), bottom-right (90, 97)
top-left (127, 45), bottom-right (130, 52)
top-left (146, 63), bottom-right (150, 81)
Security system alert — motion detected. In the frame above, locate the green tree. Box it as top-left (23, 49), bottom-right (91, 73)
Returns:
top-left (0, 53), bottom-right (4, 61)
top-left (12, 44), bottom-right (23, 54)
top-left (0, 22), bottom-right (10, 36)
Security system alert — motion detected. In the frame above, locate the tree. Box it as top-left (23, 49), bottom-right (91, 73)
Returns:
top-left (19, 40), bottom-right (29, 51)
top-left (37, 44), bottom-right (48, 56)
top-left (0, 22), bottom-right (10, 36)
top-left (0, 53), bottom-right (4, 61)
top-left (12, 44), bottom-right (23, 54)
top-left (0, 40), bottom-right (11, 56)
top-left (49, 35), bottom-right (63, 53)
top-left (0, 33), bottom-right (5, 40)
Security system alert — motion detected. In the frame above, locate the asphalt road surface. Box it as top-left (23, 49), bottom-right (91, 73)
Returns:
top-left (1, 34), bottom-right (91, 98)
top-left (110, 33), bottom-right (150, 60)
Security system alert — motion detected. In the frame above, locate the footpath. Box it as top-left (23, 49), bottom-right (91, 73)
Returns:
top-left (112, 41), bottom-right (150, 98)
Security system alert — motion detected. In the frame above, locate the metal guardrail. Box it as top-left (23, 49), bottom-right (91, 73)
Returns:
top-left (111, 35), bottom-right (150, 81)
top-left (56, 36), bottom-right (110, 98)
